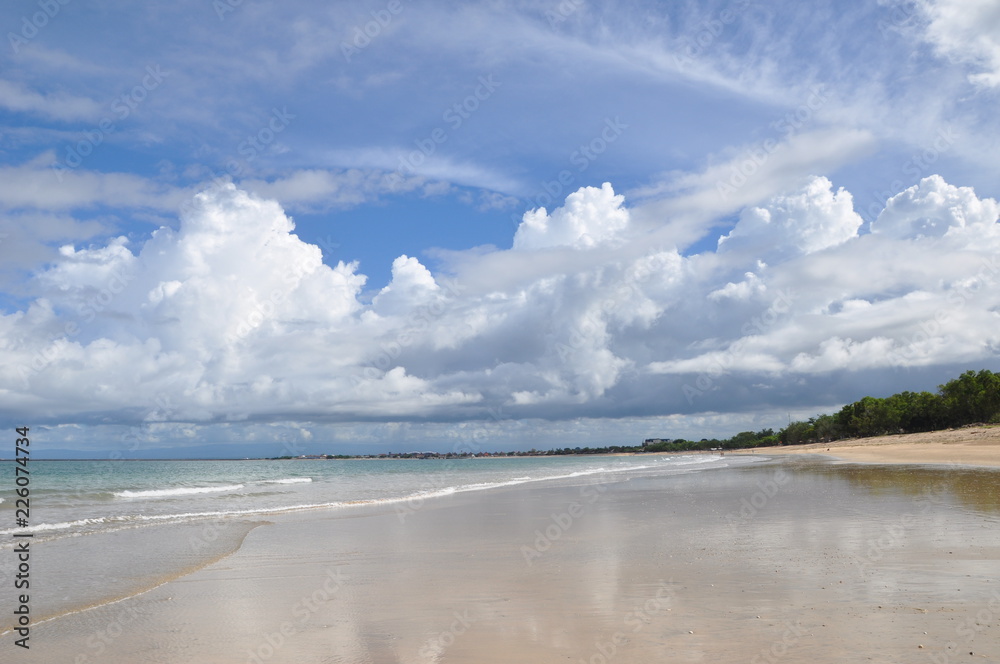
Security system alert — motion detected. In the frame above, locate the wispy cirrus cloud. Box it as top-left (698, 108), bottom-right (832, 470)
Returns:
top-left (0, 79), bottom-right (102, 122)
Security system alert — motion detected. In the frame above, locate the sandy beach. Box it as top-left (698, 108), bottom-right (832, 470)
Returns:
top-left (758, 425), bottom-right (1000, 467)
top-left (15, 455), bottom-right (1000, 663)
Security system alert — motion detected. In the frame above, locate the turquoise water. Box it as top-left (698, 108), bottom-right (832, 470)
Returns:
top-left (0, 454), bottom-right (746, 543)
top-left (0, 453), bottom-right (760, 629)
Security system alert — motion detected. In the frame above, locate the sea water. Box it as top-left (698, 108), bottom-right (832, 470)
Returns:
top-left (0, 455), bottom-right (753, 541)
top-left (0, 453), bottom-right (755, 629)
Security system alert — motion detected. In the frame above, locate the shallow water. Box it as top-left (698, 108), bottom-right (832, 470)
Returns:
top-left (4, 455), bottom-right (999, 663)
top-left (0, 453), bottom-right (751, 629)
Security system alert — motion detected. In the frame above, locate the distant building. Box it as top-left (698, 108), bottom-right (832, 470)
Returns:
top-left (643, 438), bottom-right (668, 447)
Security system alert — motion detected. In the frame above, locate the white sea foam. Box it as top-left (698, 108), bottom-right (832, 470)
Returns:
top-left (0, 470), bottom-right (616, 538)
top-left (114, 484), bottom-right (245, 499)
top-left (0, 517), bottom-right (109, 536)
top-left (0, 457), bottom-right (730, 541)
top-left (669, 455), bottom-right (725, 466)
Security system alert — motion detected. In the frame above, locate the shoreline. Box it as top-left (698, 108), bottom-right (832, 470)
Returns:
top-left (22, 456), bottom-right (1000, 663)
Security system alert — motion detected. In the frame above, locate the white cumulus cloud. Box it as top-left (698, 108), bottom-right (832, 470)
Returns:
top-left (918, 0), bottom-right (1000, 88)
top-left (718, 176), bottom-right (863, 257)
top-left (513, 182), bottom-right (629, 250)
top-left (871, 175), bottom-right (1000, 241)
top-left (2, 176), bottom-right (1000, 448)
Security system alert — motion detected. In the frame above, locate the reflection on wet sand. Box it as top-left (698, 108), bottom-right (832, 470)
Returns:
top-left (792, 460), bottom-right (1000, 517)
top-left (21, 458), bottom-right (1000, 663)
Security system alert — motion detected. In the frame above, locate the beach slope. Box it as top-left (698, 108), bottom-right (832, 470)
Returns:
top-left (762, 425), bottom-right (1000, 467)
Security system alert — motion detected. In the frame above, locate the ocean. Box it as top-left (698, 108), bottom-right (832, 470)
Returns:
top-left (0, 453), bottom-right (756, 631)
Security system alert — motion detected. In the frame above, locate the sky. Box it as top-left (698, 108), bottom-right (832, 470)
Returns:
top-left (2, 0), bottom-right (1000, 458)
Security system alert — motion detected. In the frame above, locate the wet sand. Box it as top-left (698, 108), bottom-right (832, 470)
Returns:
top-left (13, 458), bottom-right (1000, 663)
top-left (761, 426), bottom-right (1000, 467)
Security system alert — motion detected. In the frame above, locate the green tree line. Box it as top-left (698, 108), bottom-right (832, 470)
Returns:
top-left (644, 369), bottom-right (1000, 452)
top-left (777, 369), bottom-right (1000, 445)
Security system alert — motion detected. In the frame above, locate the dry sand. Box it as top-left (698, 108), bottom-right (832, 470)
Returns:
top-left (23, 458), bottom-right (1000, 663)
top-left (755, 425), bottom-right (1000, 467)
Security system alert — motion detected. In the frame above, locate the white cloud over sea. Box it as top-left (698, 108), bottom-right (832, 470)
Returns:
top-left (2, 175), bottom-right (998, 452)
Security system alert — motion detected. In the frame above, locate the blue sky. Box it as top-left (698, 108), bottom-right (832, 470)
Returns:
top-left (2, 0), bottom-right (1000, 457)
